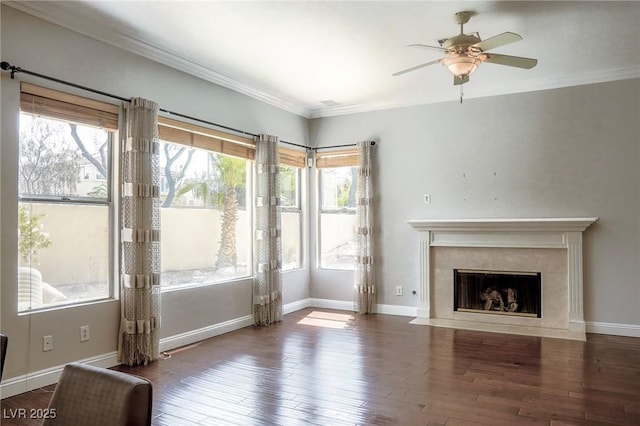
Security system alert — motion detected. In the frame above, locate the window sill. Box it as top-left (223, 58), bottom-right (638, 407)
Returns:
top-left (317, 267), bottom-right (356, 272)
top-left (160, 275), bottom-right (253, 294)
top-left (18, 297), bottom-right (117, 316)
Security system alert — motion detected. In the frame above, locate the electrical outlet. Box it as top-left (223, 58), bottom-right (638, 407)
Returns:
top-left (80, 325), bottom-right (90, 342)
top-left (396, 286), bottom-right (403, 296)
top-left (423, 194), bottom-right (431, 204)
top-left (43, 335), bottom-right (53, 352)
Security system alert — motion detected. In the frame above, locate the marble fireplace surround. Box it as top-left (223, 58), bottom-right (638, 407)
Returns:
top-left (406, 218), bottom-right (598, 341)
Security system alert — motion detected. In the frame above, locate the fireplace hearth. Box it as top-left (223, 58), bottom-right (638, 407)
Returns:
top-left (454, 269), bottom-right (541, 318)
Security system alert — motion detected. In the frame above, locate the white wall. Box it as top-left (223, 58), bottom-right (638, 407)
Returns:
top-left (1, 6), bottom-right (310, 382)
top-left (309, 79), bottom-right (640, 328)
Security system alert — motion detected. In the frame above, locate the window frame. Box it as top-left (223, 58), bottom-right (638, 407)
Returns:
top-left (315, 149), bottom-right (359, 271)
top-left (157, 118), bottom-right (256, 291)
top-left (158, 119), bottom-right (308, 286)
top-left (280, 164), bottom-right (304, 271)
top-left (18, 83), bottom-right (119, 312)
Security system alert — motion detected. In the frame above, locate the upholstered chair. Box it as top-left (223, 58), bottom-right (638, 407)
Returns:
top-left (43, 363), bottom-right (152, 426)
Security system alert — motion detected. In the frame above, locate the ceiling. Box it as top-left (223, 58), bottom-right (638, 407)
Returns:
top-left (6, 1), bottom-right (640, 118)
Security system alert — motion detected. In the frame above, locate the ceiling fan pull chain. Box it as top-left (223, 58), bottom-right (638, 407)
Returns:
top-left (460, 84), bottom-right (464, 104)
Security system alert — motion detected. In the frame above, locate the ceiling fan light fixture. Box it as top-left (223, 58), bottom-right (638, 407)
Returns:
top-left (393, 11), bottom-right (537, 87)
top-left (442, 54), bottom-right (481, 77)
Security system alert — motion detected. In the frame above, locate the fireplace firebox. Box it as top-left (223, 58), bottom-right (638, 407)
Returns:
top-left (454, 269), bottom-right (542, 318)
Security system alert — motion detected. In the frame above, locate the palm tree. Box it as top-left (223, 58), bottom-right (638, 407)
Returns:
top-left (215, 155), bottom-right (246, 269)
top-left (176, 153), bottom-right (246, 270)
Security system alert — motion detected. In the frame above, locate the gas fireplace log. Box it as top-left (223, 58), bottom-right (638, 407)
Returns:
top-left (506, 288), bottom-right (518, 312)
top-left (481, 287), bottom-right (504, 311)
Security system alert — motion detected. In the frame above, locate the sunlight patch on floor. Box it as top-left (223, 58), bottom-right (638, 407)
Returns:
top-left (297, 310), bottom-right (354, 329)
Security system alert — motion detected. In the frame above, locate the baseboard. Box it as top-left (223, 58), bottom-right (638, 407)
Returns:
top-left (586, 321), bottom-right (640, 338)
top-left (375, 303), bottom-right (418, 317)
top-left (158, 298), bottom-right (416, 354)
top-left (0, 352), bottom-right (118, 399)
top-left (8, 306), bottom-right (632, 401)
top-left (309, 298), bottom-right (354, 311)
top-left (1, 313), bottom-right (256, 400)
top-left (283, 298), bottom-right (312, 315)
top-left (159, 314), bottom-right (254, 353)
top-left (305, 298), bottom-right (417, 317)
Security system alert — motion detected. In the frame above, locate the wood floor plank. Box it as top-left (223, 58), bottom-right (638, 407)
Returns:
top-left (2, 308), bottom-right (640, 425)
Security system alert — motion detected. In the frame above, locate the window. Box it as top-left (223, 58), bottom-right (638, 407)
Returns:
top-left (18, 83), bottom-right (117, 311)
top-left (158, 118), bottom-right (254, 289)
top-left (316, 149), bottom-right (359, 270)
top-left (158, 120), bottom-right (307, 288)
top-left (280, 165), bottom-right (302, 270)
top-left (279, 147), bottom-right (306, 271)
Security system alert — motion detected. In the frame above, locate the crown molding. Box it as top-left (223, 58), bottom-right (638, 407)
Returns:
top-left (308, 65), bottom-right (640, 118)
top-left (6, 1), bottom-right (640, 120)
top-left (4, 1), bottom-right (312, 118)
top-left (107, 35), bottom-right (313, 118)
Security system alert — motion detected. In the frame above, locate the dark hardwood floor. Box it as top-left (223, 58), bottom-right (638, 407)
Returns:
top-left (2, 308), bottom-right (640, 425)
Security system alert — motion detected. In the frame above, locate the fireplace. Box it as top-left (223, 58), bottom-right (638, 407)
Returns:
top-left (406, 218), bottom-right (598, 340)
top-left (454, 269), bottom-right (541, 318)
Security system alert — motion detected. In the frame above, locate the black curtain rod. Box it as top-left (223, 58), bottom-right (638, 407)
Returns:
top-left (1, 60), bottom-right (312, 150)
top-left (2, 61), bottom-right (130, 102)
top-left (315, 141), bottom-right (376, 150)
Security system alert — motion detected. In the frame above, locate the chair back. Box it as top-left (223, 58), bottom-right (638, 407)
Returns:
top-left (43, 363), bottom-right (152, 426)
top-left (0, 333), bottom-right (7, 381)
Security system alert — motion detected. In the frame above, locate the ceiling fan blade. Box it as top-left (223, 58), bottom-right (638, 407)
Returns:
top-left (473, 31), bottom-right (522, 52)
top-left (453, 75), bottom-right (469, 86)
top-left (483, 53), bottom-right (538, 69)
top-left (407, 43), bottom-right (448, 53)
top-left (392, 59), bottom-right (441, 76)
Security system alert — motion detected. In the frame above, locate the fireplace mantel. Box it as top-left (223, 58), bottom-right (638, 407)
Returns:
top-left (407, 217), bottom-right (598, 340)
top-left (406, 218), bottom-right (598, 233)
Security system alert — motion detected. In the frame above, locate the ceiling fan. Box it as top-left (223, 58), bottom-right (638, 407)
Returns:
top-left (393, 11), bottom-right (538, 86)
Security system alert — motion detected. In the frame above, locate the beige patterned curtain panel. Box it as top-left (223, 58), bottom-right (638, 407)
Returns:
top-left (253, 134), bottom-right (283, 326)
top-left (354, 141), bottom-right (375, 314)
top-left (118, 98), bottom-right (162, 365)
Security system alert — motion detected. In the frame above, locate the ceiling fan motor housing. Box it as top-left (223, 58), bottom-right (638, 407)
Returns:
top-left (442, 34), bottom-right (483, 53)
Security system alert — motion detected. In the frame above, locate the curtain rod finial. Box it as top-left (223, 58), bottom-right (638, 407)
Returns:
top-left (1, 61), bottom-right (20, 78)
